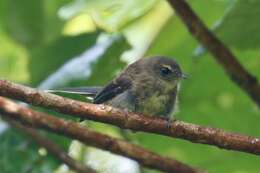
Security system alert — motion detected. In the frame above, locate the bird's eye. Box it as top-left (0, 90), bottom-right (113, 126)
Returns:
top-left (160, 67), bottom-right (172, 77)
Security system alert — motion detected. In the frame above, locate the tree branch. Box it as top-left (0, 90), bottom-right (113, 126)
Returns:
top-left (167, 0), bottom-right (260, 106)
top-left (0, 80), bottom-right (260, 155)
top-left (3, 118), bottom-right (96, 173)
top-left (0, 96), bottom-right (200, 173)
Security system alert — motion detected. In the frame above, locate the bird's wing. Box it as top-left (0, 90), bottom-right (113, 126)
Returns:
top-left (46, 86), bottom-right (103, 97)
top-left (94, 78), bottom-right (131, 104)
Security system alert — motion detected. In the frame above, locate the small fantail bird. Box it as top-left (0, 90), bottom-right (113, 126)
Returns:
top-left (50, 56), bottom-right (187, 120)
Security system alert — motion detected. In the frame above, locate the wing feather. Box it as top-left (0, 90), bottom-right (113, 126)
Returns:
top-left (94, 78), bottom-right (131, 104)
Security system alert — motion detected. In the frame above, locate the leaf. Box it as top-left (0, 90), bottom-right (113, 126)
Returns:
top-left (59, 0), bottom-right (158, 31)
top-left (216, 0), bottom-right (260, 49)
top-left (0, 0), bottom-right (71, 47)
top-left (0, 29), bottom-right (29, 83)
top-left (1, 0), bottom-right (44, 47)
top-left (43, 0), bottom-right (73, 43)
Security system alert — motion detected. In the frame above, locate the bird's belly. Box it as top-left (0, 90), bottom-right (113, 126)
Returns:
top-left (136, 94), bottom-right (173, 117)
top-left (106, 91), bottom-right (175, 119)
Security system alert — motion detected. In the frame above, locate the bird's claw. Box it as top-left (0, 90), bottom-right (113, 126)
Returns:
top-left (166, 117), bottom-right (176, 129)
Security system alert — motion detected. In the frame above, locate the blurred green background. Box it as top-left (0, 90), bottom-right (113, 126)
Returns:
top-left (0, 0), bottom-right (260, 173)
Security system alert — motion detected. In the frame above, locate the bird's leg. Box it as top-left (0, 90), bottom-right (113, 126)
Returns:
top-left (166, 117), bottom-right (177, 129)
top-left (159, 116), bottom-right (176, 129)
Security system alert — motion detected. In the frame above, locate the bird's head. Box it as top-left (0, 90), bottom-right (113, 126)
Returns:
top-left (137, 56), bottom-right (187, 88)
top-left (150, 56), bottom-right (186, 80)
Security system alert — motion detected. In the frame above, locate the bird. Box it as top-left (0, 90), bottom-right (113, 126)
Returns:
top-left (49, 56), bottom-right (187, 120)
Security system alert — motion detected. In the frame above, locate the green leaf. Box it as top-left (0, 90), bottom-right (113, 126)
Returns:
top-left (216, 0), bottom-right (260, 49)
top-left (1, 0), bottom-right (44, 47)
top-left (0, 0), bottom-right (71, 47)
top-left (0, 29), bottom-right (29, 83)
top-left (59, 0), bottom-right (158, 31)
top-left (43, 0), bottom-right (72, 43)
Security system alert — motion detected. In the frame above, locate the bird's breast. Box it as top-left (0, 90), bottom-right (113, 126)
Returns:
top-left (135, 91), bottom-right (174, 117)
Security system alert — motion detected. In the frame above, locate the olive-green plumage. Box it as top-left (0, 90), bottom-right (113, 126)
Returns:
top-left (50, 56), bottom-right (186, 120)
top-left (103, 56), bottom-right (183, 119)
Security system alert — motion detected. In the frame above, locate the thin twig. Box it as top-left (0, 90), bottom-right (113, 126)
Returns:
top-left (0, 96), bottom-right (200, 173)
top-left (3, 118), bottom-right (96, 173)
top-left (0, 80), bottom-right (260, 155)
top-left (167, 0), bottom-right (260, 106)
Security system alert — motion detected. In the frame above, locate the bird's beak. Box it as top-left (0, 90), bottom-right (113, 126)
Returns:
top-left (181, 73), bottom-right (189, 79)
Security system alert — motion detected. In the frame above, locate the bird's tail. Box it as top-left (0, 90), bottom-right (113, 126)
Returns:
top-left (46, 86), bottom-right (103, 97)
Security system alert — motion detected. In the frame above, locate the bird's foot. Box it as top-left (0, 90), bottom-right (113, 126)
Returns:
top-left (165, 117), bottom-right (177, 129)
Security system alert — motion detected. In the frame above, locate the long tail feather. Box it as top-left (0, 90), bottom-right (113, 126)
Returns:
top-left (46, 86), bottom-right (103, 97)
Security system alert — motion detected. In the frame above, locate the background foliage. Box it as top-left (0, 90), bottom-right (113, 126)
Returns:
top-left (0, 0), bottom-right (260, 173)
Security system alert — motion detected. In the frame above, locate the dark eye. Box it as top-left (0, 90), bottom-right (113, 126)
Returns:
top-left (160, 67), bottom-right (172, 77)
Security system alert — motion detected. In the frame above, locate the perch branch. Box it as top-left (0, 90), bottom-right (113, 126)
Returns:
top-left (3, 118), bottom-right (96, 173)
top-left (0, 96), bottom-right (200, 173)
top-left (167, 0), bottom-right (260, 106)
top-left (0, 80), bottom-right (260, 155)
